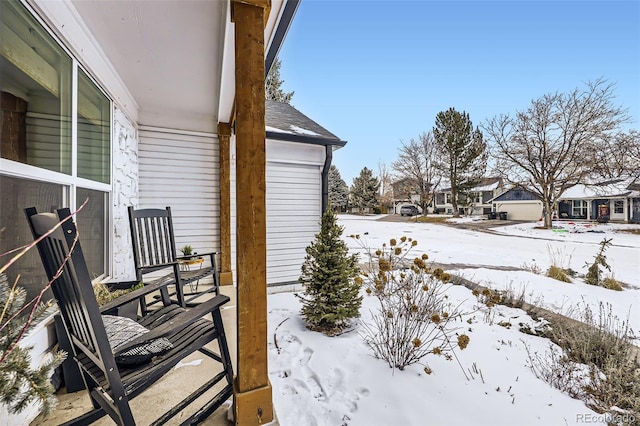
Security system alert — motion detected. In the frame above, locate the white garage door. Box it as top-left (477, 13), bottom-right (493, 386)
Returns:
top-left (267, 162), bottom-right (321, 285)
top-left (498, 201), bottom-right (542, 221)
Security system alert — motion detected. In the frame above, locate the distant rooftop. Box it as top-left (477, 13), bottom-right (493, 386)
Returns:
top-left (561, 177), bottom-right (637, 199)
top-left (440, 177), bottom-right (502, 192)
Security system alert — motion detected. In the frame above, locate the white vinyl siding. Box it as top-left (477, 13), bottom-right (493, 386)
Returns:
top-left (138, 127), bottom-right (220, 286)
top-left (267, 161), bottom-right (322, 285)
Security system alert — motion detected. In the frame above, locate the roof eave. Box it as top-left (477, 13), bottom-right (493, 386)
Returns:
top-left (559, 191), bottom-right (633, 200)
top-left (265, 0), bottom-right (300, 77)
top-left (266, 130), bottom-right (347, 147)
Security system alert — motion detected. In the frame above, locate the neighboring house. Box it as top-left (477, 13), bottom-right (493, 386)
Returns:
top-left (265, 100), bottom-right (346, 286)
top-left (489, 187), bottom-right (543, 221)
top-left (391, 177), bottom-right (424, 214)
top-left (0, 0), bottom-right (298, 422)
top-left (557, 178), bottom-right (640, 223)
top-left (434, 177), bottom-right (503, 215)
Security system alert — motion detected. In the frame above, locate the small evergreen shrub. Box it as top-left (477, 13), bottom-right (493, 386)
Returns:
top-left (298, 207), bottom-right (361, 335)
top-left (584, 238), bottom-right (618, 289)
top-left (0, 274), bottom-right (65, 416)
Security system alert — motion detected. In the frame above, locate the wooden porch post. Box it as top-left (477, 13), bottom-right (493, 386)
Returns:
top-left (218, 122), bottom-right (233, 286)
top-left (232, 0), bottom-right (273, 424)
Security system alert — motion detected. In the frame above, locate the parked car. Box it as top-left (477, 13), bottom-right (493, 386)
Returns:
top-left (400, 205), bottom-right (420, 216)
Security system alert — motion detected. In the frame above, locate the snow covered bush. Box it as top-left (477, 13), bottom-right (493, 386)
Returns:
top-left (354, 236), bottom-right (469, 371)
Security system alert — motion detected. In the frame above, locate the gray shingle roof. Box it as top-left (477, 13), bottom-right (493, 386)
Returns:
top-left (265, 100), bottom-right (346, 146)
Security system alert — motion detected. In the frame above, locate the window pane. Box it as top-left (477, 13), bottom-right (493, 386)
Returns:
top-left (571, 200), bottom-right (586, 217)
top-left (76, 188), bottom-right (108, 279)
top-left (1, 0), bottom-right (72, 174)
top-left (0, 175), bottom-right (65, 303)
top-left (77, 69), bottom-right (110, 183)
top-left (614, 200), bottom-right (624, 214)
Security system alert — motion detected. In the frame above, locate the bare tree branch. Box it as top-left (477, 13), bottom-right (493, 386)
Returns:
top-left (391, 132), bottom-right (443, 213)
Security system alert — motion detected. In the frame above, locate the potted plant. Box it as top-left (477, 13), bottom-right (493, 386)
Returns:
top-left (94, 281), bottom-right (143, 319)
top-left (179, 245), bottom-right (195, 259)
top-left (178, 245), bottom-right (204, 266)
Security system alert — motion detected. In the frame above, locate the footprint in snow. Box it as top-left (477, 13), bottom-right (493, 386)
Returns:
top-left (301, 366), bottom-right (327, 401)
top-left (298, 347), bottom-right (313, 366)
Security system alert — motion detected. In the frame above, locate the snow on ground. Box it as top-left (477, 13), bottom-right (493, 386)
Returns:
top-left (340, 215), bottom-right (639, 322)
top-left (267, 215), bottom-right (639, 426)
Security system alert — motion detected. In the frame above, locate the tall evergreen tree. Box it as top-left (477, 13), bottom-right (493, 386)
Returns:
top-left (265, 57), bottom-right (294, 103)
top-left (298, 208), bottom-right (361, 335)
top-left (350, 167), bottom-right (380, 213)
top-left (433, 108), bottom-right (487, 217)
top-left (328, 165), bottom-right (349, 211)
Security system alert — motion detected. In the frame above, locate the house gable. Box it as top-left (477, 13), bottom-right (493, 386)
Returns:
top-left (491, 187), bottom-right (539, 202)
top-left (265, 101), bottom-right (346, 286)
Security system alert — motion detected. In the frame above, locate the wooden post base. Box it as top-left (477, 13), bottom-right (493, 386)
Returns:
top-left (234, 379), bottom-right (274, 425)
top-left (220, 271), bottom-right (234, 286)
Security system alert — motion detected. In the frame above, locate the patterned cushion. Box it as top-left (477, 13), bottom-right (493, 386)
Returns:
top-left (102, 315), bottom-right (173, 365)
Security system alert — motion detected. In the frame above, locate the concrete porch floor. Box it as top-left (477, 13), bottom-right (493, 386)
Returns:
top-left (32, 285), bottom-right (240, 426)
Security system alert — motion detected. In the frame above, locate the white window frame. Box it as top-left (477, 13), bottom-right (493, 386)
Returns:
top-left (572, 200), bottom-right (587, 217)
top-left (614, 200), bottom-right (624, 214)
top-left (1, 0), bottom-right (114, 281)
top-left (445, 193), bottom-right (452, 204)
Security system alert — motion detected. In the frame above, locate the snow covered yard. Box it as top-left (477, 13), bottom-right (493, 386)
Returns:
top-left (267, 215), bottom-right (639, 426)
top-left (342, 215), bottom-right (639, 329)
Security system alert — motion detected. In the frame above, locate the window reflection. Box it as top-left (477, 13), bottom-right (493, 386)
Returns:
top-left (1, 0), bottom-right (72, 174)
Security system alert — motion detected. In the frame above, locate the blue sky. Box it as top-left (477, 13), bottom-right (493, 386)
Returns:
top-left (276, 0), bottom-right (640, 185)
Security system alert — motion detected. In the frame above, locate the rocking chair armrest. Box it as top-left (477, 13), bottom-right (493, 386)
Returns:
top-left (99, 280), bottom-right (175, 313)
top-left (138, 261), bottom-right (180, 271)
top-left (176, 251), bottom-right (218, 261)
top-left (115, 294), bottom-right (231, 352)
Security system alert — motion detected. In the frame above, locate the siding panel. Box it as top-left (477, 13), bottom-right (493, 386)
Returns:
top-left (138, 129), bottom-right (220, 286)
top-left (266, 161), bottom-right (322, 285)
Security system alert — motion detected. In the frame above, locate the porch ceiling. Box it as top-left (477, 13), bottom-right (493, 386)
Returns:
top-left (69, 0), bottom-right (287, 133)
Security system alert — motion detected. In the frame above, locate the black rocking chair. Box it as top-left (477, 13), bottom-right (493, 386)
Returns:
top-left (128, 206), bottom-right (220, 311)
top-left (25, 207), bottom-right (234, 426)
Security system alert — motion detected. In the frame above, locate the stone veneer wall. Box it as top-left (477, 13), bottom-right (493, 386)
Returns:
top-left (111, 107), bottom-right (138, 280)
